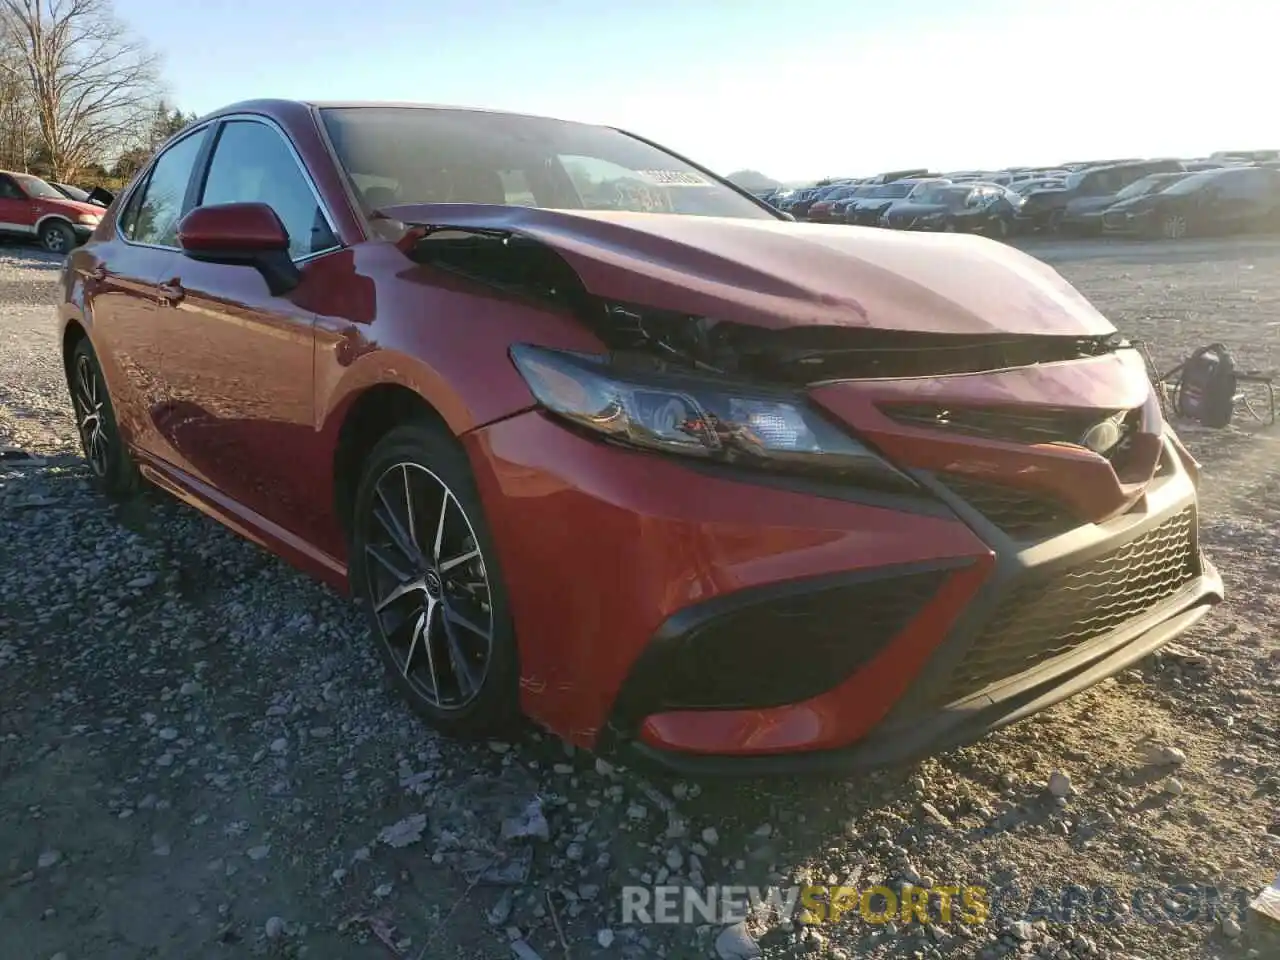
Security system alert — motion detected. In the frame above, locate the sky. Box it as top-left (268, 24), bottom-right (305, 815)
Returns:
top-left (116, 0), bottom-right (1274, 183)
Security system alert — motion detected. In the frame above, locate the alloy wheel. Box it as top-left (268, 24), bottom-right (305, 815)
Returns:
top-left (72, 353), bottom-right (109, 476)
top-left (1163, 215), bottom-right (1187, 240)
top-left (362, 462), bottom-right (494, 710)
top-left (42, 224), bottom-right (69, 253)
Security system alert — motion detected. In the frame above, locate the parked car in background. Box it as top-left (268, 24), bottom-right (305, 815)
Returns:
top-left (829, 184), bottom-right (878, 221)
top-left (1018, 159), bottom-right (1185, 232)
top-left (1181, 159), bottom-right (1233, 172)
top-left (788, 185), bottom-right (838, 220)
top-left (881, 183), bottom-right (1024, 237)
top-left (1059, 171), bottom-right (1193, 235)
top-left (1210, 149), bottom-right (1280, 162)
top-left (847, 178), bottom-right (943, 225)
top-left (807, 183), bottom-right (865, 222)
top-left (51, 182), bottom-right (105, 205)
top-left (0, 170), bottom-right (106, 252)
top-left (1102, 165), bottom-right (1280, 239)
top-left (858, 168), bottom-right (931, 186)
top-left (59, 98), bottom-right (1221, 771)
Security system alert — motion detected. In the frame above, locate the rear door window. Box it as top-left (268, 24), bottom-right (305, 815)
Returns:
top-left (122, 130), bottom-right (208, 246)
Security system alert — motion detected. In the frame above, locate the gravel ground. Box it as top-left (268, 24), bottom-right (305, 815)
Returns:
top-left (1, 237), bottom-right (1278, 960)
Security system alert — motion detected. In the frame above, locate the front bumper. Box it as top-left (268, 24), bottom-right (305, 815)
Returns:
top-left (466, 398), bottom-right (1221, 771)
top-left (616, 430), bottom-right (1221, 775)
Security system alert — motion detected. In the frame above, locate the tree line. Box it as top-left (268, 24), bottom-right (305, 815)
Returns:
top-left (0, 0), bottom-right (193, 188)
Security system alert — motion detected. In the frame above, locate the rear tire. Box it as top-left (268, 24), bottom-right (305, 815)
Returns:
top-left (350, 421), bottom-right (521, 738)
top-left (68, 338), bottom-right (141, 499)
top-left (1162, 214), bottom-right (1188, 240)
top-left (40, 220), bottom-right (75, 254)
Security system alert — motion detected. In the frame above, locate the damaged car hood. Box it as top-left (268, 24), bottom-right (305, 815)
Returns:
top-left (380, 203), bottom-right (1115, 337)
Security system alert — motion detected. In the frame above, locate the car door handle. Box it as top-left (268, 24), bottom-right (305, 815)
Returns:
top-left (157, 280), bottom-right (186, 306)
top-left (89, 265), bottom-right (107, 283)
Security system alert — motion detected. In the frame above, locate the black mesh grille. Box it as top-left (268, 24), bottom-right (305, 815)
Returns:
top-left (654, 571), bottom-right (947, 711)
top-left (942, 474), bottom-right (1079, 540)
top-left (937, 509), bottom-right (1199, 705)
top-left (885, 403), bottom-right (1129, 446)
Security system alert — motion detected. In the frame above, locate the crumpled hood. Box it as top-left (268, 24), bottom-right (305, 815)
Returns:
top-left (382, 203), bottom-right (1115, 336)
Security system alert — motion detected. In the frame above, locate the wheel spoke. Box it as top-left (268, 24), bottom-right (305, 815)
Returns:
top-left (443, 601), bottom-right (491, 641)
top-left (374, 577), bottom-right (423, 614)
top-left (372, 484), bottom-right (421, 564)
top-left (401, 465), bottom-right (419, 551)
top-left (402, 611), bottom-right (426, 678)
top-left (418, 600), bottom-right (444, 694)
top-left (77, 360), bottom-right (93, 406)
top-left (365, 542), bottom-right (412, 582)
top-left (432, 489), bottom-right (451, 563)
top-left (438, 548), bottom-right (479, 574)
top-left (441, 613), bottom-right (480, 697)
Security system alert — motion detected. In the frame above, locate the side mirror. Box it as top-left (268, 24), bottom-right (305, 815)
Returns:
top-left (177, 202), bottom-right (300, 296)
top-left (88, 186), bottom-right (114, 207)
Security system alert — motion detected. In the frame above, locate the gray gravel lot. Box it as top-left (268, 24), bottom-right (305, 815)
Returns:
top-left (1, 237), bottom-right (1278, 960)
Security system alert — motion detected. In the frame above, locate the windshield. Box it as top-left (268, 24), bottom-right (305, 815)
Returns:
top-left (1014, 179), bottom-right (1064, 194)
top-left (1112, 174), bottom-right (1185, 201)
top-left (13, 174), bottom-right (64, 200)
top-left (55, 183), bottom-right (91, 201)
top-left (870, 183), bottom-right (912, 199)
top-left (910, 185), bottom-right (968, 206)
top-left (321, 106), bottom-right (775, 220)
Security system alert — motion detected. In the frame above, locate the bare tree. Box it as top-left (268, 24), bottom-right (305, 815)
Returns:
top-left (0, 40), bottom-right (34, 170)
top-left (0, 0), bottom-right (160, 181)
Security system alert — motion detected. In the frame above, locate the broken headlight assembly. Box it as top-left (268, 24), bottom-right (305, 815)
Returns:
top-left (510, 343), bottom-right (916, 491)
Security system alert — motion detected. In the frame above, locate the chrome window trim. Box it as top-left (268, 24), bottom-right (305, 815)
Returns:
top-left (118, 112), bottom-right (344, 265)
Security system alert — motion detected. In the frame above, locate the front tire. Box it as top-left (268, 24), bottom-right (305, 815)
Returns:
top-left (351, 421), bottom-right (521, 738)
top-left (68, 338), bottom-right (141, 498)
top-left (39, 220), bottom-right (75, 254)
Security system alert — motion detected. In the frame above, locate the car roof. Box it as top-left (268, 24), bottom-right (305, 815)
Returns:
top-left (211, 98), bottom-right (577, 128)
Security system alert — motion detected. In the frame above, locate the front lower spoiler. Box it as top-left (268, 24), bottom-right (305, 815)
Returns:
top-left (626, 558), bottom-right (1221, 777)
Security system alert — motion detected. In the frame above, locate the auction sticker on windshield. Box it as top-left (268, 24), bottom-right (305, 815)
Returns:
top-left (636, 170), bottom-right (712, 186)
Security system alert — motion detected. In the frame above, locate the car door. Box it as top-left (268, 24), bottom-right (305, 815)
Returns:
top-left (152, 116), bottom-right (342, 540)
top-left (86, 126), bottom-right (211, 463)
top-left (0, 173), bottom-right (34, 237)
top-left (1211, 170), bottom-right (1270, 233)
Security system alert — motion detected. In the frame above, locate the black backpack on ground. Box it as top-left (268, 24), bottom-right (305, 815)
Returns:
top-left (1175, 342), bottom-right (1237, 428)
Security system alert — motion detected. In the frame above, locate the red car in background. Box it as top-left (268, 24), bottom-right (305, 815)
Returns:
top-left (0, 170), bottom-right (105, 252)
top-left (56, 100), bottom-right (1222, 774)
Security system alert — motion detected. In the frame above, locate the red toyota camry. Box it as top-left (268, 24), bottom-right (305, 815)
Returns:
top-left (57, 100), bottom-right (1222, 774)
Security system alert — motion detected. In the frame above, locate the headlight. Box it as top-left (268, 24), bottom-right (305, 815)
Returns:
top-left (76, 213), bottom-right (101, 225)
top-left (509, 343), bottom-right (916, 490)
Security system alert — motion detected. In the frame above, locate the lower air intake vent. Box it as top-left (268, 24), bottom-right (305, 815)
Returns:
top-left (649, 570), bottom-right (948, 711)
